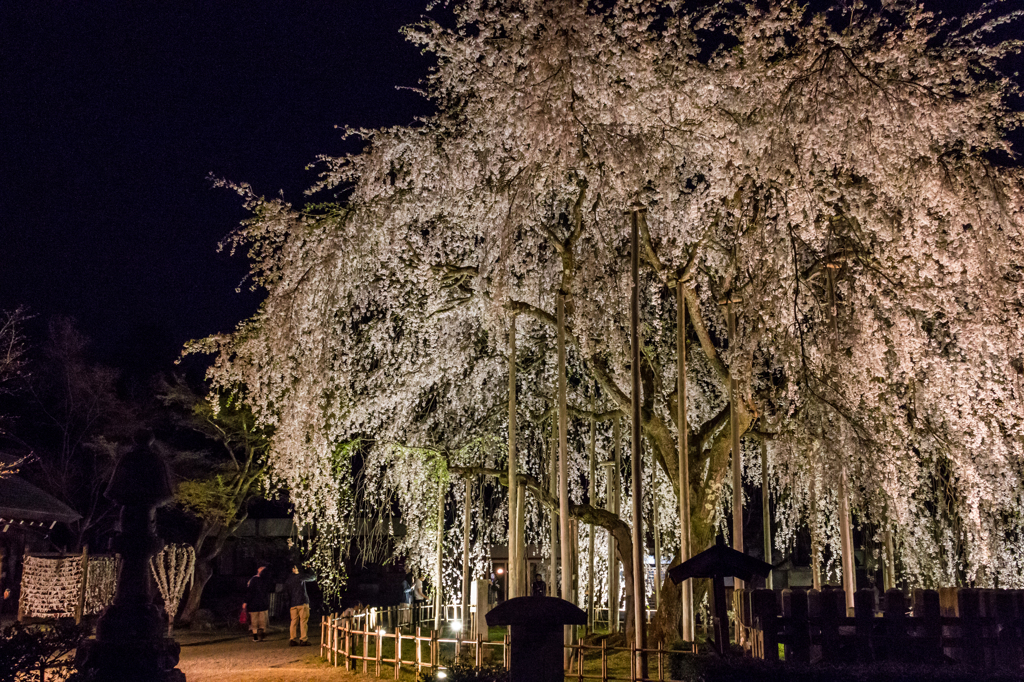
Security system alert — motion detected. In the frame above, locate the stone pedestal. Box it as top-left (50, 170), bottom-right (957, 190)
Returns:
top-left (75, 436), bottom-right (185, 682)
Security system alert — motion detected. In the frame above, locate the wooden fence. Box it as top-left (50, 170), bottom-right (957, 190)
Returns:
top-left (320, 614), bottom-right (508, 678)
top-left (738, 586), bottom-right (1024, 670)
top-left (320, 611), bottom-right (698, 682)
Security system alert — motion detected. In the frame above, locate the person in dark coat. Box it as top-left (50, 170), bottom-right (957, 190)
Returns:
top-left (243, 563), bottom-right (271, 641)
top-left (283, 564), bottom-right (316, 646)
top-left (531, 573), bottom-right (547, 597)
top-left (401, 577), bottom-right (414, 626)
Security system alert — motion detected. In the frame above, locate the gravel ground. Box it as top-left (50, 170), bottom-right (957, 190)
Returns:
top-left (176, 626), bottom-right (364, 682)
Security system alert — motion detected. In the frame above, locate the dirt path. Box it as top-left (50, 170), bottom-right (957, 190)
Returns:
top-left (176, 628), bottom-right (364, 682)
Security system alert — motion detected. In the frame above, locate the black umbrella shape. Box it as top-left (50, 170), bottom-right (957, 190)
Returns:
top-left (667, 539), bottom-right (774, 584)
top-left (668, 537), bottom-right (773, 655)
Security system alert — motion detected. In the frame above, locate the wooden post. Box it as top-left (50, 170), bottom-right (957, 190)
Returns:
top-left (434, 482), bottom-right (445, 631)
top-left (75, 544), bottom-right (89, 624)
top-left (395, 630), bottom-right (402, 679)
top-left (958, 588), bottom-right (984, 666)
top-left (853, 589), bottom-right (875, 663)
top-left (558, 292), bottom-right (572, 665)
top-left (376, 628), bottom-right (383, 676)
top-left (416, 626), bottom-right (422, 673)
top-left (629, 209), bottom-right (647, 679)
top-left (761, 433), bottom-right (772, 590)
top-left (839, 468), bottom-right (855, 612)
top-left (508, 320), bottom-right (518, 600)
top-left (882, 588), bottom-right (907, 663)
top-left (677, 284), bottom-right (694, 641)
top-left (462, 477), bottom-right (472, 632)
top-left (817, 587), bottom-right (841, 663)
top-left (783, 589), bottom-right (810, 663)
top-left (363, 626), bottom-right (369, 675)
top-left (588, 389), bottom-right (597, 631)
top-left (751, 589), bottom-right (779, 661)
top-left (610, 416), bottom-right (621, 633)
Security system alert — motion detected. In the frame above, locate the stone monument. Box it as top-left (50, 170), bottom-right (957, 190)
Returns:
top-left (75, 434), bottom-right (186, 681)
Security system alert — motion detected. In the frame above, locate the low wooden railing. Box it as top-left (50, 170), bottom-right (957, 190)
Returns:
top-left (321, 613), bottom-right (698, 682)
top-left (565, 639), bottom-right (698, 682)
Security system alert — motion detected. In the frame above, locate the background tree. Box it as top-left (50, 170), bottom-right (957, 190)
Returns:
top-left (22, 317), bottom-right (139, 549)
top-left (158, 375), bottom-right (271, 625)
top-left (0, 306), bottom-right (31, 478)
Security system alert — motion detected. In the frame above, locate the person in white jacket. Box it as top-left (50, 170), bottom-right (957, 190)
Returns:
top-left (411, 572), bottom-right (426, 627)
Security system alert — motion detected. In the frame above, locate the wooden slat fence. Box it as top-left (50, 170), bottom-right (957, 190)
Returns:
top-left (739, 586), bottom-right (1024, 670)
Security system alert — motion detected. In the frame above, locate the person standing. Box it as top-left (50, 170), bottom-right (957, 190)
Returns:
top-left (244, 563), bottom-right (271, 642)
top-left (411, 572), bottom-right (426, 627)
top-left (531, 573), bottom-right (546, 597)
top-left (401, 577), bottom-right (414, 626)
top-left (284, 564), bottom-right (316, 646)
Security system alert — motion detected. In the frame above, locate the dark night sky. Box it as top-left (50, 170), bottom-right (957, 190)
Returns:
top-left (0, 1), bottom-right (435, 374)
top-left (0, 1), bottom-right (1017, 377)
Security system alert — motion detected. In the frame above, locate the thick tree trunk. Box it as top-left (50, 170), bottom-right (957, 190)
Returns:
top-left (645, 405), bottom-right (753, 644)
top-left (649, 552), bottom-right (682, 646)
top-left (178, 521), bottom-right (235, 625)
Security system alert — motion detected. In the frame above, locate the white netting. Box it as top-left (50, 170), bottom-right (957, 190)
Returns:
top-left (18, 555), bottom-right (119, 619)
top-left (150, 543), bottom-right (195, 632)
top-left (18, 555), bottom-right (82, 618)
top-left (84, 557), bottom-right (118, 614)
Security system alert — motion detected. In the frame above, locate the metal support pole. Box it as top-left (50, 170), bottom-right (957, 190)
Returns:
top-left (517, 480), bottom-right (526, 597)
top-left (434, 482), bottom-right (445, 631)
top-left (610, 417), bottom-right (622, 633)
top-left (882, 531), bottom-right (896, 592)
top-left (507, 320), bottom-right (518, 599)
top-left (810, 475), bottom-right (822, 591)
top-left (462, 478), bottom-right (471, 630)
top-left (677, 285), bottom-right (694, 641)
top-left (761, 431), bottom-right (773, 590)
top-left (588, 389), bottom-right (597, 630)
top-left (727, 299), bottom-right (743, 569)
top-left (653, 483), bottom-right (661, 609)
top-left (558, 292), bottom-right (572, 666)
top-left (549, 417), bottom-right (558, 597)
top-left (629, 210), bottom-right (647, 678)
top-left (839, 468), bottom-right (856, 611)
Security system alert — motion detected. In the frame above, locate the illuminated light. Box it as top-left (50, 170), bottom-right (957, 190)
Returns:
top-left (437, 671), bottom-right (448, 679)
top-left (451, 620), bottom-right (462, 632)
top-left (378, 628), bottom-right (387, 636)
top-left (496, 567), bottom-right (504, 575)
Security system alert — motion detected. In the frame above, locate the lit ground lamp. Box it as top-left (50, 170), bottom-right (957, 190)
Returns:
top-left (486, 596), bottom-right (586, 682)
top-left (667, 537), bottom-right (773, 656)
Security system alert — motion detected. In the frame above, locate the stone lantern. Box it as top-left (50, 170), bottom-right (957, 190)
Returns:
top-left (75, 434), bottom-right (185, 681)
top-left (486, 596), bottom-right (586, 682)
